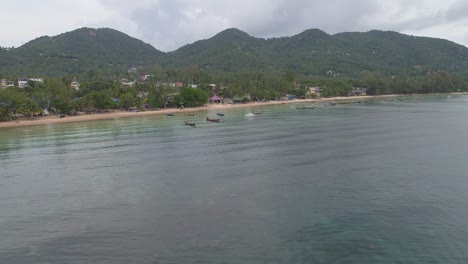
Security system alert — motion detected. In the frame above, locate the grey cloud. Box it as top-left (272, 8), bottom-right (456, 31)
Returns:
top-left (245, 0), bottom-right (381, 37)
top-left (91, 0), bottom-right (468, 51)
top-left (446, 0), bottom-right (468, 22)
top-left (382, 11), bottom-right (445, 32)
top-left (4, 0), bottom-right (468, 51)
top-left (127, 0), bottom-right (229, 51)
top-left (121, 0), bottom-right (383, 51)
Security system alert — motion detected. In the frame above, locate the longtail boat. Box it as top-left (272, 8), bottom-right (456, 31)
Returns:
top-left (216, 113), bottom-right (225, 116)
top-left (206, 117), bottom-right (220, 122)
top-left (296, 106), bottom-right (315, 110)
top-left (296, 106), bottom-right (316, 110)
top-left (184, 121), bottom-right (196, 127)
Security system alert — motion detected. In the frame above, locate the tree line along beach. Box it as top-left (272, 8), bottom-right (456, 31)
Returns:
top-left (1, 93), bottom-right (466, 129)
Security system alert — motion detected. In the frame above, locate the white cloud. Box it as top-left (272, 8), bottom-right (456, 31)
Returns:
top-left (0, 0), bottom-right (114, 46)
top-left (1, 0), bottom-right (468, 51)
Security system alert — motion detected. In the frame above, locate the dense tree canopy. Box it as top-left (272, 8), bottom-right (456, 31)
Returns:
top-left (0, 87), bottom-right (39, 120)
top-left (2, 27), bottom-right (468, 78)
top-left (1, 64), bottom-right (468, 122)
top-left (175, 88), bottom-right (209, 107)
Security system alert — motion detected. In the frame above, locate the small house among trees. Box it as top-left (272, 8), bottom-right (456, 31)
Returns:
top-left (350, 87), bottom-right (367, 96)
top-left (209, 95), bottom-right (222, 103)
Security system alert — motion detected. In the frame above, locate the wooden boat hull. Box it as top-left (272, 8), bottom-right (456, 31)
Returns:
top-left (296, 106), bottom-right (316, 110)
top-left (184, 121), bottom-right (196, 127)
top-left (206, 117), bottom-right (220, 122)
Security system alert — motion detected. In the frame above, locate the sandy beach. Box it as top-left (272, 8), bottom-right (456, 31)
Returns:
top-left (0, 93), bottom-right (464, 129)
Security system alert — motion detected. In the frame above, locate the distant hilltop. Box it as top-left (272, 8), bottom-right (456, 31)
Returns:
top-left (1, 27), bottom-right (468, 77)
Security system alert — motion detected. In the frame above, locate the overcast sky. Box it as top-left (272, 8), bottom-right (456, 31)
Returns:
top-left (1, 0), bottom-right (468, 51)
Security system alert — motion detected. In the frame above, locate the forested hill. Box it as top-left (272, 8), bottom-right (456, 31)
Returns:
top-left (2, 27), bottom-right (468, 77)
top-left (167, 28), bottom-right (468, 76)
top-left (0, 28), bottom-right (166, 77)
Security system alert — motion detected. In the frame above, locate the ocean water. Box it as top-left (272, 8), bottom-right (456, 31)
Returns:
top-left (0, 95), bottom-right (467, 263)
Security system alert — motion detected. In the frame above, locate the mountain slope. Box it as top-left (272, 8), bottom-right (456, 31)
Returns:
top-left (333, 30), bottom-right (468, 75)
top-left (1, 27), bottom-right (165, 76)
top-left (261, 29), bottom-right (349, 75)
top-left (166, 28), bottom-right (468, 76)
top-left (165, 28), bottom-right (273, 72)
top-left (2, 27), bottom-right (468, 77)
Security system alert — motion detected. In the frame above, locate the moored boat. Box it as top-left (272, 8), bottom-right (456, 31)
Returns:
top-left (184, 121), bottom-right (196, 127)
top-left (296, 106), bottom-right (316, 110)
top-left (206, 117), bottom-right (220, 122)
top-left (216, 113), bottom-right (224, 116)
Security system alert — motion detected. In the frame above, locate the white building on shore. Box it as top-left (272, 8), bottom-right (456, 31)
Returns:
top-left (70, 81), bottom-right (80, 90)
top-left (17, 78), bottom-right (28, 88)
top-left (17, 78), bottom-right (43, 88)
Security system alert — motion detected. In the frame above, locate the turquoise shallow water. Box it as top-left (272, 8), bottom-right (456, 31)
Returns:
top-left (0, 95), bottom-right (468, 263)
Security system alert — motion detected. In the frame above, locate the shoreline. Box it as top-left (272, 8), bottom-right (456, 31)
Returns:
top-left (1, 93), bottom-right (466, 129)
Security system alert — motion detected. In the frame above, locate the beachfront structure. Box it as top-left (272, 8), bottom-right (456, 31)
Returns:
top-left (278, 95), bottom-right (296, 101)
top-left (17, 78), bottom-right (43, 88)
top-left (120, 79), bottom-right (135, 86)
top-left (166, 82), bottom-right (186, 87)
top-left (128, 66), bottom-right (138, 73)
top-left (225, 97), bottom-right (245, 104)
top-left (142, 75), bottom-right (153, 81)
top-left (350, 87), bottom-right (367, 96)
top-left (0, 79), bottom-right (15, 89)
top-left (29, 78), bottom-right (43, 83)
top-left (209, 95), bottom-right (222, 103)
top-left (70, 81), bottom-right (80, 90)
top-left (165, 93), bottom-right (180, 108)
top-left (17, 78), bottom-right (28, 88)
top-left (307, 87), bottom-right (322, 97)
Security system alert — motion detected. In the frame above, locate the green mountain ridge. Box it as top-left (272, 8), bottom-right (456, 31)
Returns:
top-left (1, 27), bottom-right (468, 78)
top-left (1, 28), bottom-right (166, 76)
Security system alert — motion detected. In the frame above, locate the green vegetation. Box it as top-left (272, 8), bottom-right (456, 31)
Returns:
top-left (1, 66), bottom-right (466, 122)
top-left (171, 28), bottom-right (468, 77)
top-left (1, 27), bottom-right (468, 121)
top-left (79, 91), bottom-right (116, 113)
top-left (175, 88), bottom-right (209, 107)
top-left (0, 27), bottom-right (164, 77)
top-left (2, 27), bottom-right (468, 78)
top-left (0, 87), bottom-right (40, 120)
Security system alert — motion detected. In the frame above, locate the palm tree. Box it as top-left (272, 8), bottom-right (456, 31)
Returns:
top-left (0, 105), bottom-right (10, 121)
